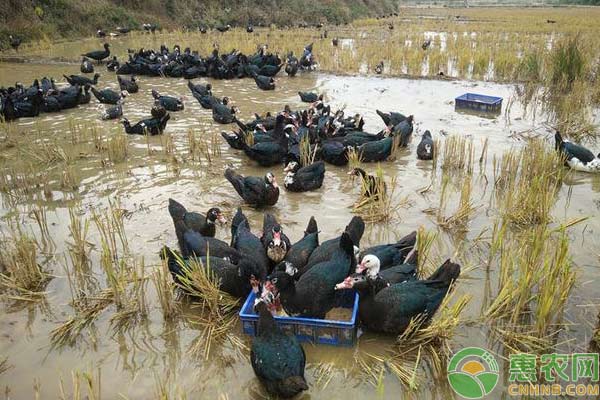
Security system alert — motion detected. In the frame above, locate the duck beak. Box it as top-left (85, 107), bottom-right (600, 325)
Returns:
top-left (273, 231), bottom-right (281, 246)
top-left (283, 163), bottom-right (292, 172)
top-left (262, 280), bottom-right (276, 297)
top-left (250, 275), bottom-right (260, 293)
top-left (356, 262), bottom-right (367, 274)
top-left (334, 277), bottom-right (353, 290)
top-left (272, 178), bottom-right (278, 188)
top-left (217, 213), bottom-right (227, 225)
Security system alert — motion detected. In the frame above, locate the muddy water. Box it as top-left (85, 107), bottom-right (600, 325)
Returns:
top-left (0, 55), bottom-right (599, 400)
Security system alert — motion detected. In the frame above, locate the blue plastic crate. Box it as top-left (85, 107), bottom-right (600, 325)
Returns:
top-left (239, 290), bottom-right (359, 347)
top-left (455, 93), bottom-right (502, 113)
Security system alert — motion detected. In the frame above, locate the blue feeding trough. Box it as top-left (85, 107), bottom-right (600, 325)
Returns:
top-left (455, 93), bottom-right (502, 113)
top-left (239, 290), bottom-right (359, 346)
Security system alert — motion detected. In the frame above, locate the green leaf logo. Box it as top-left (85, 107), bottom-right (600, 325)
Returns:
top-left (447, 347), bottom-right (499, 399)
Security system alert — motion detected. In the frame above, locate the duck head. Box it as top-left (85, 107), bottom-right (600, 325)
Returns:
top-left (265, 270), bottom-right (294, 296)
top-left (423, 130), bottom-right (432, 140)
top-left (356, 254), bottom-right (381, 278)
top-left (347, 167), bottom-right (367, 178)
top-left (282, 261), bottom-right (298, 277)
top-left (283, 171), bottom-right (295, 187)
top-left (284, 126), bottom-right (298, 140)
top-left (206, 207), bottom-right (227, 225)
top-left (238, 259), bottom-right (262, 287)
top-left (265, 172), bottom-right (278, 188)
top-left (554, 131), bottom-right (564, 152)
top-left (334, 273), bottom-right (365, 290)
top-left (284, 161), bottom-right (300, 173)
top-left (267, 225), bottom-right (288, 263)
top-left (103, 43), bottom-right (110, 50)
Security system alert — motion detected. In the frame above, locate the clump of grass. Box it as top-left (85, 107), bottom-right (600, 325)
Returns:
top-left (109, 257), bottom-right (148, 332)
top-left (0, 231), bottom-right (50, 300)
top-left (20, 141), bottom-right (70, 166)
top-left (517, 51), bottom-right (542, 82)
top-left (550, 35), bottom-right (585, 92)
top-left (299, 135), bottom-right (318, 167)
top-left (478, 137), bottom-right (489, 175)
top-left (416, 227), bottom-right (438, 278)
top-left (436, 174), bottom-right (479, 231)
top-left (209, 132), bottom-right (222, 158)
top-left (389, 292), bottom-right (471, 389)
top-left (354, 352), bottom-right (394, 389)
top-left (60, 164), bottom-right (79, 191)
top-left (29, 203), bottom-right (55, 252)
top-left (171, 254), bottom-right (239, 359)
top-left (66, 207), bottom-right (92, 276)
top-left (347, 148), bottom-right (362, 169)
top-left (162, 133), bottom-right (176, 156)
top-left (107, 134), bottom-right (128, 164)
top-left (0, 165), bottom-right (47, 202)
top-left (153, 258), bottom-right (179, 321)
top-left (187, 129), bottom-right (200, 161)
top-left (51, 288), bottom-right (114, 347)
top-left (485, 224), bottom-right (578, 352)
top-left (66, 118), bottom-right (90, 145)
top-left (352, 165), bottom-right (405, 223)
top-left (58, 369), bottom-right (101, 400)
top-left (313, 362), bottom-right (335, 389)
top-left (91, 200), bottom-right (129, 260)
top-left (493, 140), bottom-right (564, 226)
top-left (472, 49), bottom-right (491, 79)
top-left (358, 289), bottom-right (470, 390)
top-left (396, 290), bottom-right (471, 354)
top-left (440, 135), bottom-right (475, 174)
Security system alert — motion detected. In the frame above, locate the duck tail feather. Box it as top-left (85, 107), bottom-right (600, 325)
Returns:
top-left (426, 259), bottom-right (461, 286)
top-left (345, 216), bottom-right (365, 246)
top-left (231, 207), bottom-right (247, 238)
top-left (304, 216), bottom-right (318, 236)
top-left (168, 198), bottom-right (187, 221)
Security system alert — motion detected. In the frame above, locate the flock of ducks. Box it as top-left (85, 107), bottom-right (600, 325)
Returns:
top-left (218, 95), bottom-right (437, 206)
top-left (162, 197), bottom-right (461, 397)
top-left (2, 32), bottom-right (600, 398)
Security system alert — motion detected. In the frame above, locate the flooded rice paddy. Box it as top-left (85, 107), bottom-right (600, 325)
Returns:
top-left (1, 42), bottom-right (600, 399)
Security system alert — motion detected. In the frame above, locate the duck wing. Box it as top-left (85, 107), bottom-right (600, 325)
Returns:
top-left (251, 334), bottom-right (305, 382)
top-left (295, 161), bottom-right (325, 186)
top-left (563, 142), bottom-right (596, 163)
top-left (242, 175), bottom-right (269, 200)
